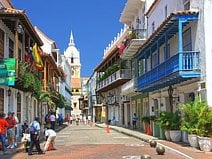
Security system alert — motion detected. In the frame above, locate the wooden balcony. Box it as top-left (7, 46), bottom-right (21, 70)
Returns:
top-left (137, 51), bottom-right (201, 92)
top-left (97, 69), bottom-right (131, 92)
top-left (121, 29), bottom-right (147, 60)
top-left (121, 78), bottom-right (137, 95)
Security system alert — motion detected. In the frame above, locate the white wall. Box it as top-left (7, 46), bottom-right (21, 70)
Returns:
top-left (203, 0), bottom-right (212, 107)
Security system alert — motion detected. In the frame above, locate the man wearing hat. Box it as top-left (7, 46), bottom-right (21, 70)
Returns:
top-left (28, 117), bottom-right (44, 155)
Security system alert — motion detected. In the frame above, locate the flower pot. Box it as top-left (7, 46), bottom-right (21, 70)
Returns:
top-left (198, 136), bottom-right (212, 152)
top-left (170, 130), bottom-right (181, 142)
top-left (188, 134), bottom-right (199, 148)
top-left (182, 131), bottom-right (189, 143)
top-left (164, 130), bottom-right (171, 141)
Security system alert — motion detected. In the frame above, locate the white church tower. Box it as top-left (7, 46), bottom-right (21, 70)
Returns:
top-left (64, 31), bottom-right (82, 117)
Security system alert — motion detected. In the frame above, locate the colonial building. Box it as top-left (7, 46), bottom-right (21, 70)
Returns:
top-left (95, 26), bottom-right (131, 124)
top-left (0, 0), bottom-right (44, 138)
top-left (35, 27), bottom-right (66, 120)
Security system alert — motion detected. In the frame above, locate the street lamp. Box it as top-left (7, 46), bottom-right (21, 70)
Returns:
top-left (168, 86), bottom-right (174, 112)
top-left (168, 86), bottom-right (179, 112)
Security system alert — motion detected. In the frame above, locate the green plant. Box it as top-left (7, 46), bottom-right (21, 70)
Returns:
top-left (54, 94), bottom-right (67, 109)
top-left (142, 116), bottom-right (150, 124)
top-left (156, 111), bottom-right (181, 130)
top-left (170, 110), bottom-right (181, 130)
top-left (180, 96), bottom-right (212, 136)
top-left (156, 111), bottom-right (172, 130)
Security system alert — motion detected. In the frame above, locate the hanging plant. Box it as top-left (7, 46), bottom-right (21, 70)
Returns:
top-left (23, 72), bottom-right (35, 89)
top-left (33, 76), bottom-right (42, 96)
top-left (55, 94), bottom-right (67, 109)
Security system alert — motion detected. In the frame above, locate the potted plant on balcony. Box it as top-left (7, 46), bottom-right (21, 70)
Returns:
top-left (169, 110), bottom-right (182, 142)
top-left (156, 111), bottom-right (172, 141)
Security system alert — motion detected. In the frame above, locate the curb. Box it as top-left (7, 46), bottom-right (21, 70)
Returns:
top-left (96, 124), bottom-right (193, 159)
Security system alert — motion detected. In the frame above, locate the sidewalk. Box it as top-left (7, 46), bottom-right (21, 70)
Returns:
top-left (96, 123), bottom-right (212, 159)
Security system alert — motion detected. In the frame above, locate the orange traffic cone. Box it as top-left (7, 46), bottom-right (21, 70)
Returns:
top-left (146, 124), bottom-right (151, 135)
top-left (106, 124), bottom-right (110, 133)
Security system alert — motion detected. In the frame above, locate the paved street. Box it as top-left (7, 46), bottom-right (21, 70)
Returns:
top-left (3, 123), bottom-right (187, 159)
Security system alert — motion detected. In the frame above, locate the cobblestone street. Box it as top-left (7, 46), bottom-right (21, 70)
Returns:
top-left (3, 124), bottom-right (189, 159)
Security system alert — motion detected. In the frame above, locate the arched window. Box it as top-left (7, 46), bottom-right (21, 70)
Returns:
top-left (71, 57), bottom-right (74, 63)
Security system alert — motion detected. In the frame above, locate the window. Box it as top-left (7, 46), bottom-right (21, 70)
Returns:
top-left (71, 57), bottom-right (74, 63)
top-left (73, 102), bottom-right (77, 108)
top-left (0, 88), bottom-right (4, 114)
top-left (17, 93), bottom-right (21, 121)
top-left (165, 5), bottom-right (168, 18)
top-left (152, 22), bottom-right (155, 33)
top-left (0, 29), bottom-right (4, 58)
top-left (164, 44), bottom-right (170, 59)
top-left (152, 52), bottom-right (157, 67)
top-left (72, 70), bottom-right (75, 75)
top-left (183, 28), bottom-right (192, 51)
top-left (138, 59), bottom-right (145, 76)
top-left (184, 0), bottom-right (190, 10)
top-left (9, 38), bottom-right (14, 58)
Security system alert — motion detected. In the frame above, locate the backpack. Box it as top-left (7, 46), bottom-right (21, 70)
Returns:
top-left (29, 122), bottom-right (37, 134)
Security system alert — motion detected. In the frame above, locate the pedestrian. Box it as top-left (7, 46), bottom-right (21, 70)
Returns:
top-left (50, 112), bottom-right (56, 130)
top-left (0, 113), bottom-right (9, 154)
top-left (43, 128), bottom-right (56, 152)
top-left (28, 116), bottom-right (44, 155)
top-left (6, 112), bottom-right (16, 149)
top-left (12, 112), bottom-right (19, 147)
top-left (132, 113), bottom-right (138, 129)
top-left (58, 114), bottom-right (63, 126)
top-left (66, 114), bottom-right (70, 124)
top-left (70, 115), bottom-right (73, 124)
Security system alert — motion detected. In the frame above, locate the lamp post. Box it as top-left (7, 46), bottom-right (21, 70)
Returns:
top-left (168, 86), bottom-right (173, 112)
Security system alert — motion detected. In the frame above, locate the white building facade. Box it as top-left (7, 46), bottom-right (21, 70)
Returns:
top-left (64, 32), bottom-right (82, 118)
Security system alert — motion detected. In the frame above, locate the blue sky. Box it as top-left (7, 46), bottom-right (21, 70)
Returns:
top-left (11, 0), bottom-right (127, 77)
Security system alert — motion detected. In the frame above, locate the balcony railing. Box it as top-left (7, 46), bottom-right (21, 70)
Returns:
top-left (121, 29), bottom-right (147, 59)
top-left (121, 78), bottom-right (136, 95)
top-left (138, 51), bottom-right (200, 91)
top-left (97, 69), bottom-right (131, 91)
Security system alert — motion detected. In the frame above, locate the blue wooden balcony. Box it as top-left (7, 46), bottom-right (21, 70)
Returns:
top-left (138, 51), bottom-right (200, 92)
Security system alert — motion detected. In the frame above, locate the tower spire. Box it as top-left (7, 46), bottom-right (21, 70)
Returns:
top-left (69, 31), bottom-right (75, 46)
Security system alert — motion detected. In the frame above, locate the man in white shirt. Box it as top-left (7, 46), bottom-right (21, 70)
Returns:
top-left (50, 113), bottom-right (56, 130)
top-left (43, 128), bottom-right (56, 152)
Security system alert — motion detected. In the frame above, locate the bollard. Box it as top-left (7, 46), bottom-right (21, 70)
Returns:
top-left (106, 124), bottom-right (110, 133)
top-left (156, 146), bottom-right (165, 155)
top-left (140, 154), bottom-right (151, 159)
top-left (149, 140), bottom-right (157, 147)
